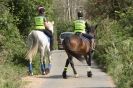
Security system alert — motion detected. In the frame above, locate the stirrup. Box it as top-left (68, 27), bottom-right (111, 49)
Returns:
top-left (50, 47), bottom-right (54, 51)
top-left (90, 48), bottom-right (95, 52)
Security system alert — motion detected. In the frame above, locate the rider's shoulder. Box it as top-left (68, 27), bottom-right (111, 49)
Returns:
top-left (85, 20), bottom-right (91, 24)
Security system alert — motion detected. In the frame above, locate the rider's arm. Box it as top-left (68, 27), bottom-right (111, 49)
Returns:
top-left (85, 22), bottom-right (89, 30)
top-left (44, 16), bottom-right (48, 22)
top-left (85, 21), bottom-right (90, 33)
top-left (44, 16), bottom-right (48, 29)
top-left (72, 21), bottom-right (75, 32)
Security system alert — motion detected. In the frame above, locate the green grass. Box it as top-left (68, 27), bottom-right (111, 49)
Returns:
top-left (0, 64), bottom-right (27, 88)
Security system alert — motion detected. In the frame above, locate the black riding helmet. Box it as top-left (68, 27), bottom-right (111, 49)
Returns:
top-left (37, 6), bottom-right (45, 14)
top-left (77, 11), bottom-right (83, 18)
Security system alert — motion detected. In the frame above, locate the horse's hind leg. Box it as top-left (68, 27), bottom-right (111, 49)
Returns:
top-left (62, 58), bottom-right (70, 79)
top-left (45, 48), bottom-right (52, 75)
top-left (40, 47), bottom-right (45, 75)
top-left (85, 53), bottom-right (93, 77)
top-left (62, 54), bottom-right (78, 79)
top-left (29, 58), bottom-right (33, 76)
top-left (47, 48), bottom-right (52, 68)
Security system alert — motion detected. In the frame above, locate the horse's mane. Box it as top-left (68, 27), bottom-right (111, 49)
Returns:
top-left (45, 21), bottom-right (54, 33)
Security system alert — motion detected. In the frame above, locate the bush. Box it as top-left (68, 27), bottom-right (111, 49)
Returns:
top-left (95, 17), bottom-right (133, 88)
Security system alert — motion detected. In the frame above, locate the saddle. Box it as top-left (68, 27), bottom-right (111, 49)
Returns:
top-left (74, 32), bottom-right (90, 43)
top-left (39, 29), bottom-right (52, 38)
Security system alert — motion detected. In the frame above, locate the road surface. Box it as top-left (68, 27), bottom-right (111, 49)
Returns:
top-left (23, 50), bottom-right (116, 88)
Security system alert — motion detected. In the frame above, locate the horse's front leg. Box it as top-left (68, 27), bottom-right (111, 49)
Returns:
top-left (69, 57), bottom-right (78, 78)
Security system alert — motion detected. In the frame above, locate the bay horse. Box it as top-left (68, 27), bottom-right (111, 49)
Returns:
top-left (25, 21), bottom-right (54, 76)
top-left (62, 24), bottom-right (97, 79)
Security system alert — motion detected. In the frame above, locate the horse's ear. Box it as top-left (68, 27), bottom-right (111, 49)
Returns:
top-left (95, 24), bottom-right (98, 29)
top-left (52, 21), bottom-right (54, 24)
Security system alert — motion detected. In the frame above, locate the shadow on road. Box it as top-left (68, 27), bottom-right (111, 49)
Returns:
top-left (37, 75), bottom-right (78, 79)
top-left (36, 75), bottom-right (63, 79)
top-left (76, 87), bottom-right (115, 88)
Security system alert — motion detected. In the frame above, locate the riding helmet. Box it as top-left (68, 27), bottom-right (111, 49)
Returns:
top-left (37, 6), bottom-right (45, 14)
top-left (77, 11), bottom-right (83, 17)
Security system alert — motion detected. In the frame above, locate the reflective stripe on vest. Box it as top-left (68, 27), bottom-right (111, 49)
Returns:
top-left (35, 16), bottom-right (45, 29)
top-left (74, 20), bottom-right (85, 33)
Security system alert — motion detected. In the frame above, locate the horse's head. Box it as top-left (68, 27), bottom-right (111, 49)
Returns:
top-left (86, 24), bottom-right (98, 37)
top-left (45, 21), bottom-right (54, 33)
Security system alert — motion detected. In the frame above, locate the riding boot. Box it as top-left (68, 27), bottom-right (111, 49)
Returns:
top-left (50, 38), bottom-right (54, 51)
top-left (90, 39), bottom-right (95, 51)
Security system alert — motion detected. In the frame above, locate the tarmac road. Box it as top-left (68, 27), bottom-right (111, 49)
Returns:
top-left (23, 50), bottom-right (116, 88)
top-left (41, 50), bottom-right (115, 88)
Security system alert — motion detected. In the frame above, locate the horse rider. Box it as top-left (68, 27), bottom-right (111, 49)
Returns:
top-left (34, 6), bottom-right (53, 51)
top-left (73, 11), bottom-right (95, 51)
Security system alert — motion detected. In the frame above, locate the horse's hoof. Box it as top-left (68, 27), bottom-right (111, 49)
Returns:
top-left (87, 71), bottom-right (92, 77)
top-left (62, 71), bottom-right (67, 79)
top-left (74, 74), bottom-right (79, 78)
top-left (48, 64), bottom-right (52, 70)
top-left (42, 71), bottom-right (46, 75)
top-left (45, 68), bottom-right (50, 75)
top-left (29, 72), bottom-right (33, 76)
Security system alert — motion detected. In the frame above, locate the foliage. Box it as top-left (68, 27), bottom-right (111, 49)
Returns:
top-left (86, 0), bottom-right (133, 87)
top-left (86, 0), bottom-right (133, 19)
top-left (94, 16), bottom-right (133, 88)
top-left (8, 0), bottom-right (54, 36)
top-left (56, 21), bottom-right (73, 37)
top-left (105, 39), bottom-right (133, 88)
top-left (0, 64), bottom-right (26, 88)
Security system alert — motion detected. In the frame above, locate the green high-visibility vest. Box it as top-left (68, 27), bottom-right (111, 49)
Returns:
top-left (35, 16), bottom-right (45, 29)
top-left (74, 20), bottom-right (86, 33)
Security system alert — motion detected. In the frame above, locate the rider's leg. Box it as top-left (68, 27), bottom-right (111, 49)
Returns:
top-left (50, 36), bottom-right (54, 51)
top-left (91, 38), bottom-right (95, 51)
top-left (82, 33), bottom-right (95, 51)
top-left (43, 30), bottom-right (54, 51)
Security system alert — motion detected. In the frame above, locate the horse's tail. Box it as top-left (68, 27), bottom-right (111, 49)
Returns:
top-left (63, 37), bottom-right (84, 62)
top-left (25, 31), bottom-right (38, 60)
top-left (63, 36), bottom-right (80, 52)
top-left (62, 37), bottom-right (70, 50)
